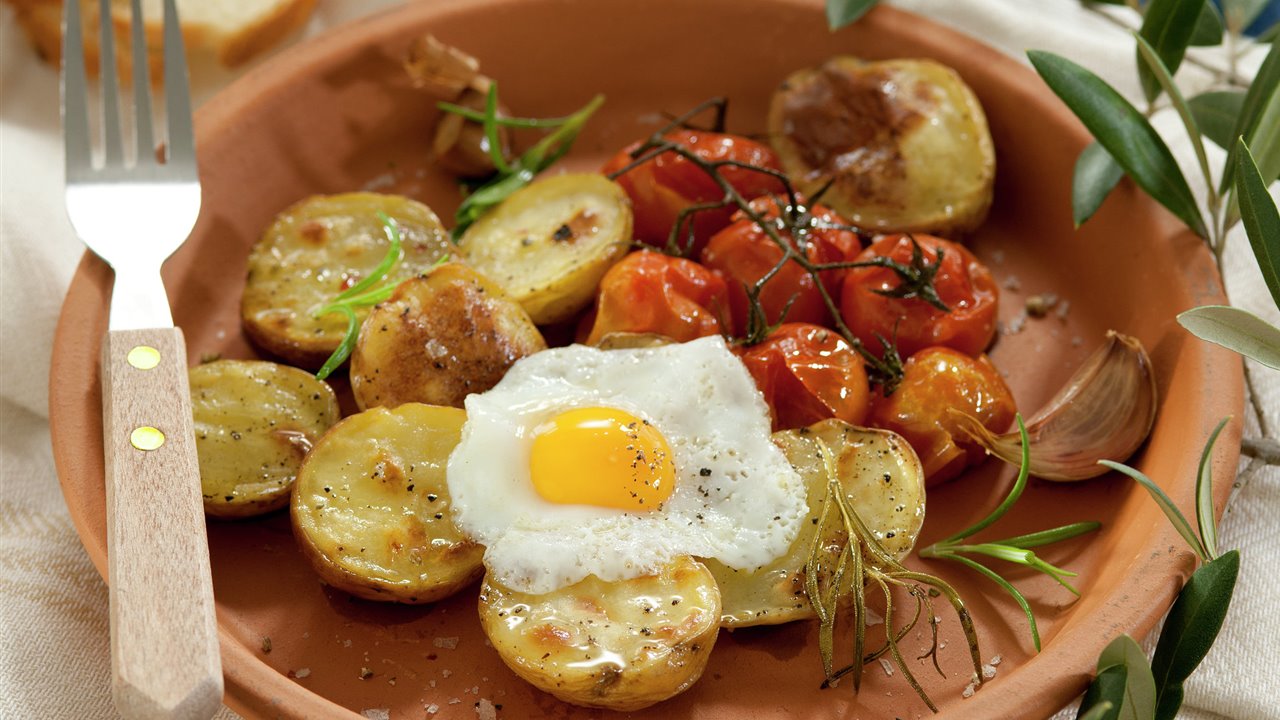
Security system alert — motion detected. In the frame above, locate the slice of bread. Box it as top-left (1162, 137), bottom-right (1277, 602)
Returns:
top-left (7, 0), bottom-right (317, 75)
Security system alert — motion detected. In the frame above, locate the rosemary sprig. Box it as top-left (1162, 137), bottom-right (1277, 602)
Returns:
top-left (919, 416), bottom-right (1101, 651)
top-left (444, 84), bottom-right (605, 239)
top-left (805, 438), bottom-right (983, 712)
top-left (311, 214), bottom-right (448, 380)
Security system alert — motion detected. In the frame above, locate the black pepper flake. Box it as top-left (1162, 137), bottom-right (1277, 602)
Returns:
top-left (553, 225), bottom-right (573, 241)
top-left (699, 468), bottom-right (712, 477)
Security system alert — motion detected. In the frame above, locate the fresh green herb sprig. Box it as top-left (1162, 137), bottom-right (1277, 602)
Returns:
top-left (805, 438), bottom-right (982, 713)
top-left (1090, 418), bottom-right (1240, 720)
top-left (443, 84), bottom-right (605, 240)
top-left (920, 416), bottom-right (1102, 651)
top-left (311, 213), bottom-right (447, 380)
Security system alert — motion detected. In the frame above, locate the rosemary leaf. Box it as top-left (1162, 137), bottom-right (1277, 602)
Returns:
top-left (945, 552), bottom-right (1041, 652)
top-left (1000, 521), bottom-right (1102, 549)
top-left (938, 415), bottom-right (1030, 544)
top-left (1150, 550), bottom-right (1240, 720)
top-left (314, 305), bottom-right (358, 381)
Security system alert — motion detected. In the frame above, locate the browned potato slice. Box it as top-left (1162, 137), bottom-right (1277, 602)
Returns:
top-left (458, 173), bottom-right (632, 324)
top-left (349, 263), bottom-right (546, 410)
top-left (478, 556), bottom-right (720, 711)
top-left (241, 193), bottom-right (453, 368)
top-left (769, 57), bottom-right (995, 236)
top-left (191, 359), bottom-right (338, 519)
top-left (291, 403), bottom-right (483, 603)
top-left (705, 420), bottom-right (925, 627)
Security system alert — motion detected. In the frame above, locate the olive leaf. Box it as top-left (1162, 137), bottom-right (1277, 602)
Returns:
top-left (1134, 33), bottom-right (1215, 196)
top-left (1235, 139), bottom-right (1280, 309)
top-left (1151, 550), bottom-right (1240, 720)
top-left (1137, 0), bottom-right (1208, 103)
top-left (1219, 37), bottom-right (1278, 193)
top-left (1223, 0), bottom-right (1270, 30)
top-left (1259, 21), bottom-right (1280, 43)
top-left (1098, 460), bottom-right (1209, 562)
top-left (826, 0), bottom-right (878, 30)
top-left (1194, 417), bottom-right (1229, 561)
top-left (1189, 1), bottom-right (1225, 46)
top-left (1076, 664), bottom-right (1128, 720)
top-left (1027, 50), bottom-right (1208, 238)
top-left (1177, 305), bottom-right (1280, 370)
top-left (1187, 90), bottom-right (1246, 149)
top-left (1096, 635), bottom-right (1157, 720)
top-left (1073, 141), bottom-right (1125, 227)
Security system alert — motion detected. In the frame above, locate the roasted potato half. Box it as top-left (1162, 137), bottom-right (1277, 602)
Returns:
top-left (350, 263), bottom-right (547, 410)
top-left (479, 556), bottom-right (720, 711)
top-left (291, 403), bottom-right (483, 603)
top-left (458, 173), bottom-right (632, 324)
top-left (705, 419), bottom-right (925, 627)
top-left (769, 57), bottom-right (995, 236)
top-left (190, 360), bottom-right (339, 519)
top-left (241, 193), bottom-right (454, 368)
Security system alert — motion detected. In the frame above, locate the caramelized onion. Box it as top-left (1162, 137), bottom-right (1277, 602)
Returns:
top-left (952, 331), bottom-right (1158, 481)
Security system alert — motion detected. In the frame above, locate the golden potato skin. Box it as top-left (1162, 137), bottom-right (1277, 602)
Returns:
top-left (350, 263), bottom-right (547, 410)
top-left (705, 420), bottom-right (926, 627)
top-left (769, 57), bottom-right (995, 236)
top-left (458, 173), bottom-right (632, 324)
top-left (479, 556), bottom-right (720, 711)
top-left (291, 403), bottom-right (483, 603)
top-left (241, 193), bottom-right (454, 368)
top-left (190, 360), bottom-right (339, 519)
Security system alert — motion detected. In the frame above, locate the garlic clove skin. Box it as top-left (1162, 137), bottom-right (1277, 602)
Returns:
top-left (953, 331), bottom-right (1158, 481)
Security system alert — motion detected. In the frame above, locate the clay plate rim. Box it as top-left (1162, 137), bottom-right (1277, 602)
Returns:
top-left (47, 1), bottom-right (1243, 718)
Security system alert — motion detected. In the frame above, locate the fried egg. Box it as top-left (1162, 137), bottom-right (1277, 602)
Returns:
top-left (446, 336), bottom-right (808, 595)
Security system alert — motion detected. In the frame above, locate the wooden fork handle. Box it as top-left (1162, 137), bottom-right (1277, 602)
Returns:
top-left (101, 328), bottom-right (223, 720)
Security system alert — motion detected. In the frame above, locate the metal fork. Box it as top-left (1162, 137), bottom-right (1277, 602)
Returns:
top-left (63, 0), bottom-right (222, 717)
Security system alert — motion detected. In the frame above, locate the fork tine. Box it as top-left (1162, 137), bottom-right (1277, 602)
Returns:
top-left (161, 0), bottom-right (195, 166)
top-left (62, 0), bottom-right (92, 180)
top-left (96, 0), bottom-right (125, 168)
top-left (129, 0), bottom-right (156, 164)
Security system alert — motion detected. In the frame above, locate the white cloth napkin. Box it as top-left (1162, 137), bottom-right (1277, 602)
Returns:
top-left (1, 1), bottom-right (1275, 718)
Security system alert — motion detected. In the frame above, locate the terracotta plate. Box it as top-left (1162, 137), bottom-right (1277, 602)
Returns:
top-left (49, 0), bottom-right (1243, 718)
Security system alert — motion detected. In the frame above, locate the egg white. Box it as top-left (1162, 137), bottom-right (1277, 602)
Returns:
top-left (446, 335), bottom-right (809, 595)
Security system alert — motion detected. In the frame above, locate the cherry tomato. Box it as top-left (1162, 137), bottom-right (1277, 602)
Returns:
top-left (701, 197), bottom-right (861, 336)
top-left (601, 129), bottom-right (786, 254)
top-left (583, 250), bottom-right (730, 344)
top-left (840, 234), bottom-right (998, 358)
top-left (739, 323), bottom-right (870, 431)
top-left (868, 347), bottom-right (1015, 486)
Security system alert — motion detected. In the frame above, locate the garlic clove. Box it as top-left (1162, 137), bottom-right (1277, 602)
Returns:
top-left (952, 331), bottom-right (1158, 481)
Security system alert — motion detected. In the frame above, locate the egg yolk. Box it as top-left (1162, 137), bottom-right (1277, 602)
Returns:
top-left (529, 407), bottom-right (675, 512)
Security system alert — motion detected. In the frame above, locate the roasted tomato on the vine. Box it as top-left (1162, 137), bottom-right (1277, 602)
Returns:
top-left (602, 129), bottom-right (786, 254)
top-left (739, 323), bottom-right (870, 431)
top-left (841, 233), bottom-right (998, 359)
top-left (701, 197), bottom-right (861, 336)
top-left (867, 346), bottom-right (1015, 486)
top-left (582, 250), bottom-right (730, 345)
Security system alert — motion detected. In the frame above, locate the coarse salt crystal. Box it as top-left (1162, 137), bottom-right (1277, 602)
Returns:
top-left (435, 636), bottom-right (460, 650)
top-left (982, 663), bottom-right (997, 679)
top-left (475, 698), bottom-right (497, 720)
top-left (962, 682), bottom-right (976, 699)
top-left (293, 668), bottom-right (311, 679)
top-left (990, 654), bottom-right (1002, 666)
top-left (442, 669), bottom-right (453, 678)
top-left (426, 704), bottom-right (439, 715)
top-left (879, 659), bottom-right (894, 676)
top-left (449, 698), bottom-right (461, 705)
top-left (360, 710), bottom-right (389, 720)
